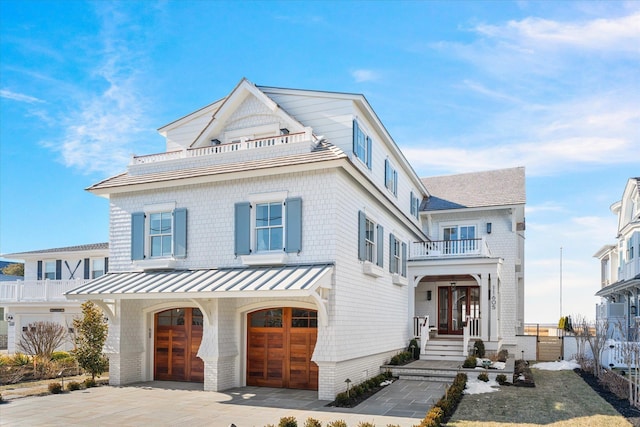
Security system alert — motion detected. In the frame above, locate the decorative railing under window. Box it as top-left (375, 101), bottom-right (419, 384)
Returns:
top-left (0, 279), bottom-right (90, 303)
top-left (410, 238), bottom-right (492, 259)
top-left (132, 130), bottom-right (314, 165)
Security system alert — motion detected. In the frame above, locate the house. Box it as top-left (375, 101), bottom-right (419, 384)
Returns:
top-left (66, 79), bottom-right (526, 400)
top-left (0, 243), bottom-right (109, 353)
top-left (594, 177), bottom-right (640, 342)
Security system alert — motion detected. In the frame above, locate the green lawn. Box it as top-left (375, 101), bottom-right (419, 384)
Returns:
top-left (446, 369), bottom-right (631, 427)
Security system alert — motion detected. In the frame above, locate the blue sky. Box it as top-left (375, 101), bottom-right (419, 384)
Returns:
top-left (1, 1), bottom-right (638, 323)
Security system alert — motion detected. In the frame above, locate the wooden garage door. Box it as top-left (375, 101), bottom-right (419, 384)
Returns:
top-left (247, 308), bottom-right (318, 390)
top-left (154, 308), bottom-right (204, 382)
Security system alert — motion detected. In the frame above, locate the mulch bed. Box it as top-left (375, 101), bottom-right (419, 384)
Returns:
top-left (574, 369), bottom-right (640, 426)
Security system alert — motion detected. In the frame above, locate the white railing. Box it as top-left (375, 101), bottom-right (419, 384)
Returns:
top-left (132, 130), bottom-right (314, 165)
top-left (410, 238), bottom-right (491, 259)
top-left (604, 340), bottom-right (640, 369)
top-left (463, 316), bottom-right (481, 356)
top-left (414, 315), bottom-right (436, 354)
top-left (0, 279), bottom-right (89, 302)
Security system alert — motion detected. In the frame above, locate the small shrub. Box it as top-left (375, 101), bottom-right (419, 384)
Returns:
top-left (11, 353), bottom-right (30, 366)
top-left (278, 416), bottom-right (297, 427)
top-left (477, 372), bottom-right (489, 382)
top-left (497, 349), bottom-right (508, 362)
top-left (303, 418), bottom-right (322, 427)
top-left (473, 340), bottom-right (485, 358)
top-left (419, 406), bottom-right (444, 427)
top-left (0, 355), bottom-right (10, 366)
top-left (388, 350), bottom-right (413, 366)
top-left (48, 382), bottom-right (63, 394)
top-left (357, 423), bottom-right (376, 427)
top-left (496, 374), bottom-right (508, 385)
top-left (84, 378), bottom-right (97, 388)
top-left (327, 421), bottom-right (348, 427)
top-left (50, 351), bottom-right (71, 361)
top-left (67, 381), bottom-right (82, 391)
top-left (408, 338), bottom-right (420, 359)
top-left (462, 355), bottom-right (477, 368)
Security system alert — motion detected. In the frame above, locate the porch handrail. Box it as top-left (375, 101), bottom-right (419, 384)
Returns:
top-left (0, 279), bottom-right (90, 302)
top-left (132, 130), bottom-right (314, 165)
top-left (463, 316), bottom-right (481, 356)
top-left (410, 238), bottom-right (490, 259)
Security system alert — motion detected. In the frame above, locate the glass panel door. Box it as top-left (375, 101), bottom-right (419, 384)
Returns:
top-left (451, 288), bottom-right (467, 333)
top-left (438, 288), bottom-right (449, 332)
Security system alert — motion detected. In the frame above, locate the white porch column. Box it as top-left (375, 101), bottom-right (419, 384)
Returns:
top-left (408, 275), bottom-right (419, 339)
top-left (489, 277), bottom-right (499, 342)
top-left (480, 274), bottom-right (489, 342)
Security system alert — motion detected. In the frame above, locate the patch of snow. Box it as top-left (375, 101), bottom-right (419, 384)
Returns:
top-left (379, 380), bottom-right (393, 386)
top-left (464, 378), bottom-right (500, 394)
top-left (491, 361), bottom-right (506, 370)
top-left (531, 360), bottom-right (580, 371)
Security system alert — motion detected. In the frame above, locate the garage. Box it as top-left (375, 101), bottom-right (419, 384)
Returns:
top-left (247, 307), bottom-right (318, 390)
top-left (154, 308), bottom-right (204, 382)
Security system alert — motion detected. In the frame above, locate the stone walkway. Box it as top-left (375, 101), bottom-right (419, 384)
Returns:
top-left (0, 378), bottom-right (447, 426)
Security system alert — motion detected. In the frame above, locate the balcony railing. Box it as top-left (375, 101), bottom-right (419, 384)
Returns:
top-left (0, 279), bottom-right (89, 303)
top-left (132, 130), bottom-right (314, 165)
top-left (410, 238), bottom-right (491, 259)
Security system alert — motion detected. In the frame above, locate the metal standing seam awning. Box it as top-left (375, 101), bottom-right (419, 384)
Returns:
top-left (65, 263), bottom-right (334, 300)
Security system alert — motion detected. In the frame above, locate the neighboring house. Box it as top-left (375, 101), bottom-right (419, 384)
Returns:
top-left (594, 177), bottom-right (640, 341)
top-left (0, 243), bottom-right (109, 353)
top-left (66, 79), bottom-right (526, 400)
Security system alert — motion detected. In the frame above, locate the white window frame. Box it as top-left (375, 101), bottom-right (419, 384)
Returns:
top-left (255, 201), bottom-right (284, 252)
top-left (354, 121), bottom-right (372, 169)
top-left (143, 202), bottom-right (176, 260)
top-left (385, 160), bottom-right (398, 196)
top-left (391, 238), bottom-right (401, 274)
top-left (92, 258), bottom-right (105, 279)
top-left (44, 261), bottom-right (56, 280)
top-left (248, 191), bottom-right (289, 255)
top-left (364, 217), bottom-right (376, 263)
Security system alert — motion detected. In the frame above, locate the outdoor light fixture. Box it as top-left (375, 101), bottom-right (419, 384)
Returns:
top-left (486, 222), bottom-right (492, 234)
top-left (427, 290), bottom-right (432, 301)
top-left (450, 282), bottom-right (457, 291)
top-left (632, 305), bottom-right (637, 316)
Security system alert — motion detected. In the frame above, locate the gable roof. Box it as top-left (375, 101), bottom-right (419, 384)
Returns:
top-left (2, 243), bottom-right (109, 259)
top-left (422, 167), bottom-right (525, 211)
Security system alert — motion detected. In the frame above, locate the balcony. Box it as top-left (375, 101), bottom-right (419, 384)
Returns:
top-left (132, 130), bottom-right (314, 165)
top-left (0, 279), bottom-right (89, 303)
top-left (410, 238), bottom-right (492, 260)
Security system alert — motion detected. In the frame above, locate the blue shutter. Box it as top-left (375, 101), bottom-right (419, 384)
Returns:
top-left (352, 119), bottom-right (359, 155)
top-left (285, 197), bottom-right (302, 253)
top-left (402, 242), bottom-right (407, 277)
top-left (173, 208), bottom-right (187, 258)
top-left (55, 260), bottom-right (62, 280)
top-left (393, 170), bottom-right (398, 195)
top-left (104, 257), bottom-right (109, 274)
top-left (37, 260), bottom-right (42, 280)
top-left (358, 210), bottom-right (366, 261)
top-left (389, 233), bottom-right (396, 273)
top-left (410, 192), bottom-right (415, 216)
top-left (377, 224), bottom-right (384, 267)
top-left (235, 202), bottom-right (251, 256)
top-left (131, 212), bottom-right (145, 261)
top-left (84, 258), bottom-right (90, 279)
top-left (385, 159), bottom-right (389, 189)
top-left (366, 136), bottom-right (372, 169)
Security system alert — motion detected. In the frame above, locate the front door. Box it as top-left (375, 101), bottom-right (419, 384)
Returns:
top-left (154, 308), bottom-right (204, 382)
top-left (438, 286), bottom-right (479, 335)
top-left (247, 307), bottom-right (318, 390)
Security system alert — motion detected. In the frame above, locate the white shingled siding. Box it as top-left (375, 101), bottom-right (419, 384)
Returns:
top-left (423, 208), bottom-right (523, 343)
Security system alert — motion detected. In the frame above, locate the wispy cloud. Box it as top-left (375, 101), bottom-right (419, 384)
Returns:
top-left (41, 3), bottom-right (155, 176)
top-left (351, 69), bottom-right (379, 83)
top-left (0, 89), bottom-right (45, 104)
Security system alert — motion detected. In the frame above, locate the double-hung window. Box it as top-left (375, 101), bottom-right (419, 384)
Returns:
top-left (410, 192), bottom-right (420, 219)
top-left (92, 258), bottom-right (105, 278)
top-left (150, 212), bottom-right (173, 257)
top-left (234, 197), bottom-right (302, 257)
top-left (131, 206), bottom-right (187, 261)
top-left (255, 202), bottom-right (284, 251)
top-left (353, 119), bottom-right (372, 169)
top-left (384, 159), bottom-right (398, 196)
top-left (389, 234), bottom-right (407, 277)
top-left (358, 210), bottom-right (384, 267)
top-left (44, 261), bottom-right (56, 280)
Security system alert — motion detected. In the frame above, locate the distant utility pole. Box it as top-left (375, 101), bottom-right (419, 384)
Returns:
top-left (560, 246), bottom-right (563, 318)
